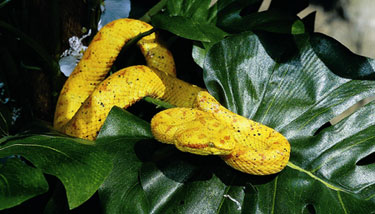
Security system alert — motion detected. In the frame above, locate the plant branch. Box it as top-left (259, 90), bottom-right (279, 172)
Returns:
top-left (139, 0), bottom-right (168, 23)
top-left (143, 97), bottom-right (175, 109)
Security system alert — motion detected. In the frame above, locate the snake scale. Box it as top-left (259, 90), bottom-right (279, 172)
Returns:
top-left (54, 18), bottom-right (290, 175)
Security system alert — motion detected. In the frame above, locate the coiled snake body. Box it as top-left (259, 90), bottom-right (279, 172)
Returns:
top-left (54, 18), bottom-right (290, 175)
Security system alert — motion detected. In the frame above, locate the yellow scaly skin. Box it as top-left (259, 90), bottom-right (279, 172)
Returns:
top-left (63, 65), bottom-right (203, 140)
top-left (151, 91), bottom-right (290, 175)
top-left (54, 18), bottom-right (176, 131)
top-left (54, 18), bottom-right (291, 175)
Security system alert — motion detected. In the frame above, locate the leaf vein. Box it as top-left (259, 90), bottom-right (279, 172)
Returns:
top-left (261, 66), bottom-right (290, 123)
top-left (311, 135), bottom-right (375, 173)
top-left (0, 173), bottom-right (10, 195)
top-left (271, 176), bottom-right (278, 214)
top-left (280, 79), bottom-right (361, 131)
top-left (337, 191), bottom-right (348, 214)
top-left (287, 162), bottom-right (348, 193)
top-left (0, 143), bottom-right (89, 167)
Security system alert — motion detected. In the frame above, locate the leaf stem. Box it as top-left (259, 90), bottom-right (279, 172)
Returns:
top-left (143, 97), bottom-right (175, 109)
top-left (139, 0), bottom-right (168, 23)
top-left (121, 29), bottom-right (155, 52)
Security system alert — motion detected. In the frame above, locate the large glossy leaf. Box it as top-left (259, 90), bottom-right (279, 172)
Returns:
top-left (310, 33), bottom-right (375, 80)
top-left (0, 158), bottom-right (48, 209)
top-left (97, 31), bottom-right (375, 213)
top-left (0, 132), bottom-right (113, 209)
top-left (203, 32), bottom-right (375, 212)
top-left (97, 107), bottom-right (153, 214)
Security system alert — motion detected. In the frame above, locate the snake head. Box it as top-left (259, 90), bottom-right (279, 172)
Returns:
top-left (151, 107), bottom-right (235, 156)
top-left (173, 117), bottom-right (235, 156)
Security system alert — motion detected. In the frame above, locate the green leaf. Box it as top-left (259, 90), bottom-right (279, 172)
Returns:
top-left (291, 20), bottom-right (305, 35)
top-left (203, 32), bottom-right (375, 212)
top-left (43, 180), bottom-right (69, 214)
top-left (151, 14), bottom-right (227, 43)
top-left (215, 0), bottom-right (303, 34)
top-left (150, 0), bottom-right (228, 43)
top-left (250, 101), bottom-right (375, 212)
top-left (215, 0), bottom-right (262, 27)
top-left (218, 10), bottom-right (305, 34)
top-left (98, 144), bottom-right (150, 214)
top-left (302, 11), bottom-right (316, 33)
top-left (0, 133), bottom-right (113, 209)
top-left (97, 106), bottom-right (153, 141)
top-left (310, 33), bottom-right (375, 80)
top-left (165, 0), bottom-right (217, 23)
top-left (139, 159), bottom-right (226, 213)
top-left (97, 107), bottom-right (153, 213)
top-left (192, 44), bottom-right (208, 68)
top-left (0, 158), bottom-right (48, 210)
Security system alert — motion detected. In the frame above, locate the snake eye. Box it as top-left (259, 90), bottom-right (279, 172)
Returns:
top-left (208, 142), bottom-right (215, 147)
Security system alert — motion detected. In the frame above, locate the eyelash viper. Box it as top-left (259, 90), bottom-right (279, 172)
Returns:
top-left (54, 18), bottom-right (290, 175)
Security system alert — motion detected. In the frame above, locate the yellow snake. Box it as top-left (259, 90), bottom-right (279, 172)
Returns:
top-left (54, 18), bottom-right (290, 175)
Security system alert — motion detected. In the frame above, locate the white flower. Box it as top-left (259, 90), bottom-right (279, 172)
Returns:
top-left (59, 0), bottom-right (131, 76)
top-left (59, 30), bottom-right (91, 77)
